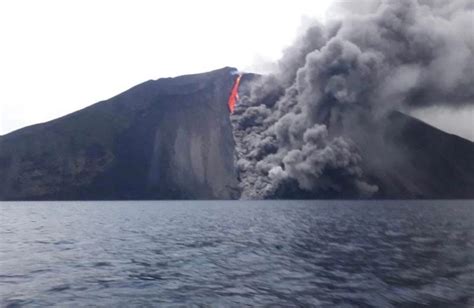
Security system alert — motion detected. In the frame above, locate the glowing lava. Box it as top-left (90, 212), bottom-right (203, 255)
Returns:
top-left (228, 74), bottom-right (242, 113)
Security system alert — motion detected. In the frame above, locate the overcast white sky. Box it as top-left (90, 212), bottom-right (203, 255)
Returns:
top-left (0, 0), bottom-right (335, 135)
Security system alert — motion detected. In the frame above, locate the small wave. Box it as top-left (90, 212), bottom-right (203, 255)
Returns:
top-left (93, 262), bottom-right (112, 267)
top-left (48, 284), bottom-right (71, 292)
top-left (129, 273), bottom-right (163, 281)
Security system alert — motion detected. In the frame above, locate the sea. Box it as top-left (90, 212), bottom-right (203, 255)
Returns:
top-left (0, 201), bottom-right (473, 307)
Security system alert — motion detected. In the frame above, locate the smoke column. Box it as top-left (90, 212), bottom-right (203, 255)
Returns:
top-left (231, 0), bottom-right (474, 199)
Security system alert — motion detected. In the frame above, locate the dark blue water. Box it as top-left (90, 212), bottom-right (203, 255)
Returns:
top-left (1, 201), bottom-right (473, 307)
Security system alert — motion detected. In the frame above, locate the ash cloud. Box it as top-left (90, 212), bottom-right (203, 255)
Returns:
top-left (232, 0), bottom-right (474, 199)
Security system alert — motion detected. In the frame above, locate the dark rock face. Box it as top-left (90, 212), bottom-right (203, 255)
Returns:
top-left (338, 110), bottom-right (474, 199)
top-left (1, 67), bottom-right (473, 200)
top-left (0, 67), bottom-right (240, 200)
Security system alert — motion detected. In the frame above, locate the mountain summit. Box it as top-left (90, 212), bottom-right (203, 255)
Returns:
top-left (0, 68), bottom-right (239, 200)
top-left (0, 68), bottom-right (473, 200)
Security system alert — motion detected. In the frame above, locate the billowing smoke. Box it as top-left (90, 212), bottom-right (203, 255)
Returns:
top-left (231, 0), bottom-right (474, 199)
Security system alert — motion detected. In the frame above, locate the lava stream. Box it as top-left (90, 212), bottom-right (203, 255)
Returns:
top-left (228, 74), bottom-right (242, 113)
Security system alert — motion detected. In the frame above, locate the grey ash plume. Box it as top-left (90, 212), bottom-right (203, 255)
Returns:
top-left (231, 0), bottom-right (474, 199)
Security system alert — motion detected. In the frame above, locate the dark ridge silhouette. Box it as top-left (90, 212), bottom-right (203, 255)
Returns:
top-left (0, 68), bottom-right (473, 200)
top-left (0, 68), bottom-right (240, 200)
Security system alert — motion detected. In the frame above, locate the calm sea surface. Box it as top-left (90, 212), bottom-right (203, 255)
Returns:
top-left (0, 201), bottom-right (473, 307)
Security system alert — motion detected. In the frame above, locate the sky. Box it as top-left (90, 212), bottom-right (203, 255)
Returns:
top-left (410, 106), bottom-right (474, 143)
top-left (0, 0), bottom-right (334, 135)
top-left (0, 0), bottom-right (472, 141)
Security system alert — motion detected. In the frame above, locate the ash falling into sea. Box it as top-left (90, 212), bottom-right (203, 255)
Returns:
top-left (231, 0), bottom-right (474, 199)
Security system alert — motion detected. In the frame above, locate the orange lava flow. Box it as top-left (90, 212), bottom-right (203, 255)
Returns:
top-left (228, 74), bottom-right (242, 113)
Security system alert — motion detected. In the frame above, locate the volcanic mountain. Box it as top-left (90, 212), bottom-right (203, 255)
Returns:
top-left (0, 67), bottom-right (473, 200)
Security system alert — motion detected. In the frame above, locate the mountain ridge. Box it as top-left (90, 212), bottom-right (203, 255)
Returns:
top-left (1, 67), bottom-right (473, 200)
top-left (0, 67), bottom-right (240, 200)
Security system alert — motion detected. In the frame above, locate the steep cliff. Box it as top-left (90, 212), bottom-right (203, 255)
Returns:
top-left (0, 67), bottom-right (240, 200)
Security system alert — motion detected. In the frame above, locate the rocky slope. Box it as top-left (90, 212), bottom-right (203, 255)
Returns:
top-left (0, 68), bottom-right (473, 200)
top-left (0, 67), bottom-right (240, 200)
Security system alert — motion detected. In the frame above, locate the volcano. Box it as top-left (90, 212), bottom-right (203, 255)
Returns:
top-left (0, 67), bottom-right (473, 200)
